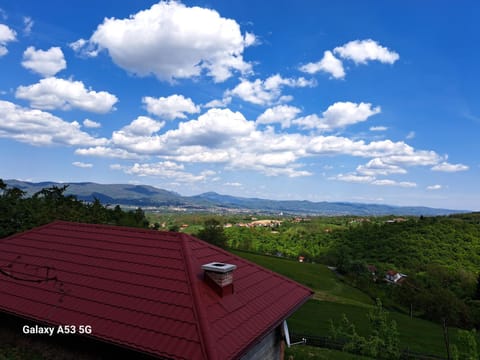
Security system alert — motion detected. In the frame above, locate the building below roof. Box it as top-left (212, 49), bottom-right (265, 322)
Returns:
top-left (0, 221), bottom-right (313, 359)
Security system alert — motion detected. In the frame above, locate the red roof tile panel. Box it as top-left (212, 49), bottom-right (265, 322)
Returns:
top-left (0, 221), bottom-right (312, 359)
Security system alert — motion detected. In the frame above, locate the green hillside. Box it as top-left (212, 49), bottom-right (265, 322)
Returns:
top-left (330, 215), bottom-right (480, 272)
top-left (232, 249), bottom-right (469, 358)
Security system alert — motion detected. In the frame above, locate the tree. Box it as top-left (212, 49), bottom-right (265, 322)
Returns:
top-left (0, 183), bottom-right (28, 237)
top-left (367, 299), bottom-right (400, 359)
top-left (197, 219), bottom-right (227, 248)
top-left (0, 179), bottom-right (150, 238)
top-left (168, 223), bottom-right (180, 232)
top-left (329, 299), bottom-right (400, 359)
top-left (329, 314), bottom-right (367, 354)
top-left (451, 329), bottom-right (478, 360)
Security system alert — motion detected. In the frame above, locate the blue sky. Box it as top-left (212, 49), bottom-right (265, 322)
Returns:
top-left (0, 1), bottom-right (479, 210)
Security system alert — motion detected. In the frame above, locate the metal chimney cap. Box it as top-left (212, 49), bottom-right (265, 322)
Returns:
top-left (202, 262), bottom-right (237, 273)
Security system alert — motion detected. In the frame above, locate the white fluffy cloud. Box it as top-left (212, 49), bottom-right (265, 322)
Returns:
top-left (302, 39), bottom-right (399, 80)
top-left (370, 126), bottom-right (388, 131)
top-left (380, 153), bottom-right (441, 167)
top-left (22, 47), bottom-right (67, 77)
top-left (71, 104), bottom-right (461, 183)
top-left (109, 108), bottom-right (254, 156)
top-left (226, 74), bottom-right (315, 105)
top-left (294, 102), bottom-right (380, 130)
top-left (143, 95), bottom-right (200, 120)
top-left (356, 158), bottom-right (407, 176)
top-left (118, 116), bottom-right (165, 136)
top-left (224, 182), bottom-right (242, 187)
top-left (372, 179), bottom-right (416, 187)
top-left (333, 173), bottom-right (375, 183)
top-left (204, 97), bottom-right (232, 108)
top-left (83, 119), bottom-right (101, 128)
top-left (431, 162), bottom-right (469, 172)
top-left (0, 100), bottom-right (107, 146)
top-left (75, 146), bottom-right (142, 159)
top-left (300, 50), bottom-right (345, 79)
top-left (306, 137), bottom-right (442, 169)
top-left (100, 108), bottom-right (312, 177)
top-left (325, 141), bottom-right (450, 189)
top-left (0, 23), bottom-right (16, 56)
top-left (112, 161), bottom-right (216, 183)
top-left (161, 108), bottom-right (255, 148)
top-left (256, 105), bottom-right (301, 128)
top-left (427, 184), bottom-right (442, 191)
top-left (15, 77), bottom-right (118, 113)
top-left (72, 161), bottom-right (93, 168)
top-left (73, 1), bottom-right (253, 82)
top-left (322, 102), bottom-right (381, 128)
top-left (333, 173), bottom-right (416, 188)
top-left (69, 38), bottom-right (87, 53)
top-left (334, 39), bottom-right (399, 64)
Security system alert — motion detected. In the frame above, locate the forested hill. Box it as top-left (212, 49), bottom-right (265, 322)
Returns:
top-left (5, 179), bottom-right (468, 216)
top-left (329, 213), bottom-right (480, 272)
top-left (325, 213), bottom-right (480, 328)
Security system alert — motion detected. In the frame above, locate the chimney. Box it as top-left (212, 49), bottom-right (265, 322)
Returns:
top-left (202, 262), bottom-right (237, 297)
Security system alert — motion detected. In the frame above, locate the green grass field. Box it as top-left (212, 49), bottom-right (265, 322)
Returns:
top-left (288, 300), bottom-right (459, 357)
top-left (285, 345), bottom-right (372, 360)
top-left (231, 249), bottom-right (462, 358)
top-left (230, 250), bottom-right (373, 307)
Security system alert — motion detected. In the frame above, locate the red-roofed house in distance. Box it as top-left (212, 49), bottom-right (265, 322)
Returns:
top-left (385, 270), bottom-right (407, 284)
top-left (0, 221), bottom-right (313, 359)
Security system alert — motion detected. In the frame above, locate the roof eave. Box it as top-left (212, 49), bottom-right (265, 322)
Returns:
top-left (232, 291), bottom-right (313, 360)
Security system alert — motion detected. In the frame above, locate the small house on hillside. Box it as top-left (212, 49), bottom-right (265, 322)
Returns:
top-left (0, 221), bottom-right (313, 359)
top-left (385, 270), bottom-right (407, 284)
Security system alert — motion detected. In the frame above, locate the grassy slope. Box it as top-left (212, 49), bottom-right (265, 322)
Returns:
top-left (231, 249), bottom-right (460, 358)
top-left (285, 345), bottom-right (372, 360)
top-left (230, 250), bottom-right (373, 307)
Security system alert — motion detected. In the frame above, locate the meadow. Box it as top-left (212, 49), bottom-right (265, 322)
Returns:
top-left (232, 249), bottom-right (465, 359)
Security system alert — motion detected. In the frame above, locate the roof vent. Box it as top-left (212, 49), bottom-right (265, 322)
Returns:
top-left (202, 262), bottom-right (237, 297)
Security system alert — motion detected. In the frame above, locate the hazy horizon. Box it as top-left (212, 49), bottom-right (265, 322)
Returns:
top-left (5, 178), bottom-right (475, 212)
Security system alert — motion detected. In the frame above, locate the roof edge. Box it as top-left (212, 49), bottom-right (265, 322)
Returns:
top-left (0, 220), bottom-right (63, 242)
top-left (180, 233), bottom-right (218, 360)
top-left (233, 292), bottom-right (313, 360)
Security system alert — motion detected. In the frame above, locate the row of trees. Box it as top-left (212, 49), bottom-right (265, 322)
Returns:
top-left (0, 179), bottom-right (149, 238)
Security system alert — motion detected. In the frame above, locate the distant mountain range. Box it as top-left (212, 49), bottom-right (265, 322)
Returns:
top-left (4, 179), bottom-right (467, 216)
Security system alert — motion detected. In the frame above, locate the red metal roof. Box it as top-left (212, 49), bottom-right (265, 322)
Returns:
top-left (0, 221), bottom-right (313, 359)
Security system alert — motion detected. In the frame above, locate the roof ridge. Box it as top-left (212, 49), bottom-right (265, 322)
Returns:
top-left (51, 220), bottom-right (159, 235)
top-left (180, 233), bottom-right (217, 360)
